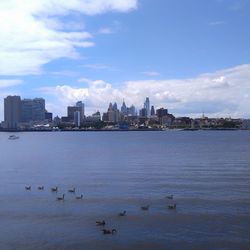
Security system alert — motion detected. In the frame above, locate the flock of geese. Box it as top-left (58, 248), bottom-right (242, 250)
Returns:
top-left (95, 194), bottom-right (177, 235)
top-left (25, 185), bottom-right (177, 235)
top-left (25, 185), bottom-right (84, 200)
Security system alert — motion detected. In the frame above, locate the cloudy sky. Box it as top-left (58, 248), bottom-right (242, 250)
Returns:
top-left (0, 0), bottom-right (250, 119)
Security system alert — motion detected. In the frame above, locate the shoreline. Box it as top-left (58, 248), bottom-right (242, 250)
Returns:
top-left (0, 128), bottom-right (245, 132)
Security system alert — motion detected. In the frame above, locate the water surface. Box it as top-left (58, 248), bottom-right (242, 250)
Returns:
top-left (0, 131), bottom-right (250, 249)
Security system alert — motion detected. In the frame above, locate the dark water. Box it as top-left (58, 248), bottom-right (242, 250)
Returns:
top-left (0, 131), bottom-right (250, 250)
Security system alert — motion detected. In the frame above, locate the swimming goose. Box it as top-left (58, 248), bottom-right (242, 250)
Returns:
top-left (166, 195), bottom-right (173, 199)
top-left (25, 186), bottom-right (31, 190)
top-left (168, 204), bottom-right (176, 210)
top-left (57, 194), bottom-right (65, 201)
top-left (96, 220), bottom-right (105, 226)
top-left (141, 205), bottom-right (150, 211)
top-left (118, 210), bottom-right (126, 216)
top-left (51, 186), bottom-right (58, 192)
top-left (102, 229), bottom-right (117, 235)
top-left (68, 187), bottom-right (76, 193)
top-left (76, 194), bottom-right (83, 200)
top-left (38, 186), bottom-right (44, 190)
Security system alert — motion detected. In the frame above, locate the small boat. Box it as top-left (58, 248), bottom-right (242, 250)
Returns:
top-left (8, 135), bottom-right (19, 140)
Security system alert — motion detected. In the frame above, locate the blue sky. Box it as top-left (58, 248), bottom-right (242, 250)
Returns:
top-left (0, 0), bottom-right (250, 119)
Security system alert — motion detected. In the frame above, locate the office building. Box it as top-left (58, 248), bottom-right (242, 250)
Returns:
top-left (76, 101), bottom-right (85, 121)
top-left (67, 106), bottom-right (81, 121)
top-left (74, 111), bottom-right (81, 127)
top-left (4, 96), bottom-right (21, 129)
top-left (121, 100), bottom-right (127, 114)
top-left (21, 98), bottom-right (45, 122)
top-left (151, 105), bottom-right (155, 116)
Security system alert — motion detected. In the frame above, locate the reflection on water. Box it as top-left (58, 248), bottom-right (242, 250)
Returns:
top-left (0, 131), bottom-right (250, 249)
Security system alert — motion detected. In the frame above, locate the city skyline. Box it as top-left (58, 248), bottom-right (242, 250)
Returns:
top-left (0, 0), bottom-right (250, 120)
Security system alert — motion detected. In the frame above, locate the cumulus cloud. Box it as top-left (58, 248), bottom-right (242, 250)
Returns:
top-left (39, 64), bottom-right (250, 118)
top-left (0, 0), bottom-right (137, 76)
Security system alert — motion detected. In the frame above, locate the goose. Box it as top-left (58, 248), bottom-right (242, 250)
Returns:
top-left (118, 210), bottom-right (126, 216)
top-left (166, 195), bottom-right (173, 199)
top-left (68, 187), bottom-right (76, 193)
top-left (38, 186), bottom-right (44, 190)
top-left (51, 186), bottom-right (58, 192)
top-left (57, 194), bottom-right (65, 201)
top-left (102, 229), bottom-right (117, 235)
top-left (141, 205), bottom-right (150, 211)
top-left (76, 194), bottom-right (83, 200)
top-left (25, 186), bottom-right (31, 190)
top-left (168, 204), bottom-right (176, 210)
top-left (96, 220), bottom-right (105, 226)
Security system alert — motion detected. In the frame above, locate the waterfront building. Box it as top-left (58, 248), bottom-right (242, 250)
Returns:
top-left (21, 99), bottom-right (33, 122)
top-left (32, 98), bottom-right (45, 121)
top-left (4, 95), bottom-right (21, 129)
top-left (45, 111), bottom-right (53, 122)
top-left (67, 106), bottom-right (81, 121)
top-left (74, 111), bottom-right (81, 127)
top-left (20, 98), bottom-right (45, 122)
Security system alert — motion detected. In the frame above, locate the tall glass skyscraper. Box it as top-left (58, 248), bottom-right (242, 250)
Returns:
top-left (144, 97), bottom-right (150, 117)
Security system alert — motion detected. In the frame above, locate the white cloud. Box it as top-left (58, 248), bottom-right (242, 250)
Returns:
top-left (0, 0), bottom-right (138, 76)
top-left (142, 71), bottom-right (160, 77)
top-left (98, 27), bottom-right (113, 34)
top-left (81, 64), bottom-right (117, 71)
top-left (0, 79), bottom-right (23, 88)
top-left (39, 64), bottom-right (250, 118)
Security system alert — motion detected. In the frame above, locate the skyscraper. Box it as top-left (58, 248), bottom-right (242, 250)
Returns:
top-left (21, 98), bottom-right (45, 122)
top-left (4, 95), bottom-right (21, 129)
top-left (121, 100), bottom-right (127, 114)
top-left (144, 97), bottom-right (150, 117)
top-left (151, 105), bottom-right (155, 116)
top-left (75, 101), bottom-right (85, 121)
top-left (32, 98), bottom-right (45, 121)
top-left (74, 111), bottom-right (81, 127)
top-left (21, 99), bottom-right (33, 122)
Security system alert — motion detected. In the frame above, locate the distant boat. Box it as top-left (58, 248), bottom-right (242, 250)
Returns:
top-left (8, 135), bottom-right (19, 140)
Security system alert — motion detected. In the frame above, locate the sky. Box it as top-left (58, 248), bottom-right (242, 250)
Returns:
top-left (0, 0), bottom-right (250, 120)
